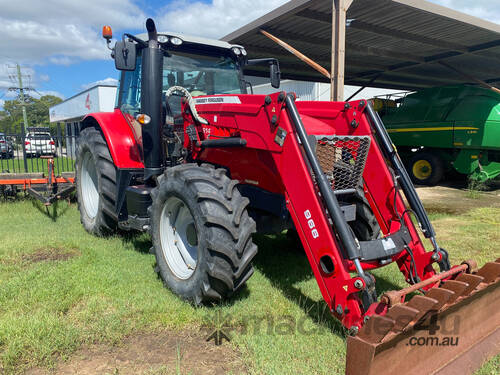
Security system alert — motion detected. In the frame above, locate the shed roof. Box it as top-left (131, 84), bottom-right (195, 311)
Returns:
top-left (222, 0), bottom-right (500, 90)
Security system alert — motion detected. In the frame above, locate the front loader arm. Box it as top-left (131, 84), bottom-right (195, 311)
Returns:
top-left (189, 91), bottom-right (443, 330)
top-left (276, 110), bottom-right (366, 329)
top-left (273, 94), bottom-right (439, 330)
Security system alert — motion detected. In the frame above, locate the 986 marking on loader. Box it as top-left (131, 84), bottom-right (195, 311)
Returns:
top-left (304, 210), bottom-right (319, 238)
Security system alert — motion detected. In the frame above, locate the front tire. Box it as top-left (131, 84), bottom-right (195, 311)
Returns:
top-left (150, 164), bottom-right (257, 304)
top-left (76, 127), bottom-right (118, 235)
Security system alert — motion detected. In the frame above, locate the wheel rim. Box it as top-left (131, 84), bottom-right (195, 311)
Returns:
top-left (159, 196), bottom-right (199, 280)
top-left (81, 152), bottom-right (99, 219)
top-left (412, 159), bottom-right (432, 180)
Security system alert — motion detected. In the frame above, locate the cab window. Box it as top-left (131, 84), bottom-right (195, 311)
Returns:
top-left (118, 53), bottom-right (142, 116)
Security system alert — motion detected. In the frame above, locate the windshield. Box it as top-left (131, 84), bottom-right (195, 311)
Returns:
top-left (162, 51), bottom-right (243, 96)
top-left (117, 48), bottom-right (245, 120)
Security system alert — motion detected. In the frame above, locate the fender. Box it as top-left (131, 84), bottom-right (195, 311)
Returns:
top-left (81, 109), bottom-right (144, 169)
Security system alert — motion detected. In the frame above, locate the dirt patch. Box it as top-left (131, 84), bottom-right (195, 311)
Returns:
top-left (415, 185), bottom-right (500, 215)
top-left (25, 330), bottom-right (246, 375)
top-left (22, 247), bottom-right (80, 264)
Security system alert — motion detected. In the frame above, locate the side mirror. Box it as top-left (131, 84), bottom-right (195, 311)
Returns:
top-left (114, 41), bottom-right (136, 71)
top-left (271, 64), bottom-right (281, 89)
top-left (270, 62), bottom-right (281, 89)
top-left (246, 58), bottom-right (281, 89)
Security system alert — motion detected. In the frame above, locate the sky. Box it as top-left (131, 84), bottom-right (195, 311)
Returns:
top-left (0, 0), bottom-right (498, 108)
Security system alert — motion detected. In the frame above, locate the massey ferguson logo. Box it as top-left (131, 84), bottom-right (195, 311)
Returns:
top-left (194, 96), bottom-right (241, 105)
top-left (85, 93), bottom-right (91, 110)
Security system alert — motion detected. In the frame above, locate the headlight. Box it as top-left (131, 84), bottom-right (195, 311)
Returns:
top-left (241, 48), bottom-right (247, 56)
top-left (170, 37), bottom-right (183, 46)
top-left (158, 35), bottom-right (169, 43)
top-left (231, 47), bottom-right (241, 56)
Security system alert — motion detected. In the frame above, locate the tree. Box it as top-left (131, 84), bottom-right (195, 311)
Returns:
top-left (0, 95), bottom-right (63, 134)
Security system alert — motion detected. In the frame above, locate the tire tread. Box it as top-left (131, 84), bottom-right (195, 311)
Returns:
top-left (151, 163), bottom-right (257, 304)
top-left (76, 127), bottom-right (117, 235)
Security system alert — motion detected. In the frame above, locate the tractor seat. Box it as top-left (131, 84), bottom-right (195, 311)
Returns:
top-left (163, 93), bottom-right (184, 127)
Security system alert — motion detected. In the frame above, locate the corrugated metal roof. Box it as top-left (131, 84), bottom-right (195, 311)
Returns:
top-left (222, 0), bottom-right (500, 90)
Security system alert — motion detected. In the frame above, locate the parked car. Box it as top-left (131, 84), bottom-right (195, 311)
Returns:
top-left (0, 132), bottom-right (14, 159)
top-left (25, 132), bottom-right (56, 158)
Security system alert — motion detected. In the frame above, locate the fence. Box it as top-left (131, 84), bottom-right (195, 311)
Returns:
top-left (0, 124), bottom-right (77, 178)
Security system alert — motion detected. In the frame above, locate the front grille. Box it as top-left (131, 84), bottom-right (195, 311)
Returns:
top-left (315, 135), bottom-right (371, 191)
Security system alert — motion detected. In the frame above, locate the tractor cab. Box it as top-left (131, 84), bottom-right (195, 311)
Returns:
top-left (135, 31), bottom-right (248, 96)
top-left (115, 31), bottom-right (248, 125)
top-left (112, 29), bottom-right (279, 119)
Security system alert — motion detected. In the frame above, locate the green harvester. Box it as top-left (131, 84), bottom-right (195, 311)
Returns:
top-left (376, 84), bottom-right (500, 185)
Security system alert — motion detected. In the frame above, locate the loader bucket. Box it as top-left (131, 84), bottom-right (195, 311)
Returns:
top-left (346, 260), bottom-right (500, 375)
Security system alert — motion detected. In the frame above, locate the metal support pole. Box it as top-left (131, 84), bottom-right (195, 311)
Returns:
top-left (20, 122), bottom-right (28, 172)
top-left (331, 0), bottom-right (354, 101)
top-left (57, 122), bottom-right (63, 174)
top-left (16, 64), bottom-right (29, 172)
top-left (16, 64), bottom-right (29, 132)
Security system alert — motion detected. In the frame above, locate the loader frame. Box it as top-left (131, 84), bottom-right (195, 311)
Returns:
top-left (182, 91), bottom-right (449, 330)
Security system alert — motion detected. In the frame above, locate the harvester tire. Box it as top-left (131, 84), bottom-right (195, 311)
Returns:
top-left (409, 152), bottom-right (444, 186)
top-left (76, 127), bottom-right (118, 236)
top-left (150, 163), bottom-right (257, 305)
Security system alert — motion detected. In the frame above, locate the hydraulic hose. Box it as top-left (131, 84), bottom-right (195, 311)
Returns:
top-left (164, 86), bottom-right (209, 125)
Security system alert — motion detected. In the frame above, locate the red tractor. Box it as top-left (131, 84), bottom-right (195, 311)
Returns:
top-left (76, 19), bottom-right (500, 374)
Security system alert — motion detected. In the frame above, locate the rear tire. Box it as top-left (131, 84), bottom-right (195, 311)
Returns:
top-left (76, 127), bottom-right (118, 235)
top-left (150, 163), bottom-right (257, 304)
top-left (409, 152), bottom-right (444, 186)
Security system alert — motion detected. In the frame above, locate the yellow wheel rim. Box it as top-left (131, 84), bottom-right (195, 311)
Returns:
top-left (412, 160), bottom-right (432, 180)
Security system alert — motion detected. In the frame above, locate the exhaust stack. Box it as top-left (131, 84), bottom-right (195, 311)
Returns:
top-left (141, 18), bottom-right (164, 180)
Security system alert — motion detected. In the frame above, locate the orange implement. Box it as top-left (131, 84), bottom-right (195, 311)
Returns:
top-left (1, 159), bottom-right (75, 205)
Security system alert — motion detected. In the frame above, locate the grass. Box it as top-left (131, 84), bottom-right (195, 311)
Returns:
top-left (0, 198), bottom-right (498, 374)
top-left (0, 157), bottom-right (75, 175)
